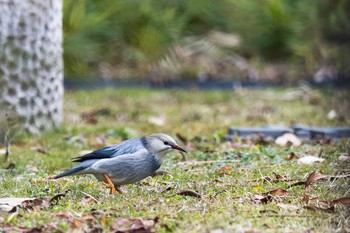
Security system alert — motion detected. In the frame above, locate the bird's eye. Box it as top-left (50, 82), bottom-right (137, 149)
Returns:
top-left (163, 141), bottom-right (169, 145)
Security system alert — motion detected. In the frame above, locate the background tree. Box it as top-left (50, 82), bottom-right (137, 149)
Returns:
top-left (0, 0), bottom-right (64, 136)
top-left (63, 0), bottom-right (350, 81)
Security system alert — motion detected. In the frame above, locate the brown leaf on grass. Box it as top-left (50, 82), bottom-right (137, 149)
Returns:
top-left (178, 190), bottom-right (202, 198)
top-left (305, 171), bottom-right (327, 192)
top-left (302, 196), bottom-right (350, 212)
top-left (81, 113), bottom-right (97, 124)
top-left (216, 165), bottom-right (234, 176)
top-left (323, 197), bottom-right (350, 207)
top-left (1, 226), bottom-right (43, 233)
top-left (284, 152), bottom-right (298, 161)
top-left (251, 194), bottom-right (269, 204)
top-left (50, 189), bottom-right (71, 204)
top-left (81, 108), bottom-right (111, 124)
top-left (111, 217), bottom-right (159, 233)
top-left (302, 195), bottom-right (319, 205)
top-left (0, 190), bottom-right (69, 212)
top-left (52, 210), bottom-right (75, 219)
top-left (70, 219), bottom-right (84, 230)
top-left (0, 198), bottom-right (36, 212)
top-left (21, 198), bottom-right (51, 212)
top-left (263, 188), bottom-right (289, 197)
top-left (78, 214), bottom-right (96, 222)
top-left (251, 188), bottom-right (289, 204)
top-left (332, 197), bottom-right (350, 206)
top-left (51, 211), bottom-right (97, 231)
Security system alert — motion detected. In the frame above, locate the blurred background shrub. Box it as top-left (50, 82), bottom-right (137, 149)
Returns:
top-left (63, 0), bottom-right (350, 82)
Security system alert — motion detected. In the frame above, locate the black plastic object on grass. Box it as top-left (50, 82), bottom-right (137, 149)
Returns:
top-left (226, 125), bottom-right (350, 140)
top-left (292, 124), bottom-right (350, 139)
top-left (225, 126), bottom-right (293, 140)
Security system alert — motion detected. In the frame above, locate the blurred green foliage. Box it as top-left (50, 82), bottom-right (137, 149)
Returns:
top-left (63, 0), bottom-right (350, 79)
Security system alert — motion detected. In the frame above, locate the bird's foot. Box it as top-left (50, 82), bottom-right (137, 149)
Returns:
top-left (103, 174), bottom-right (124, 195)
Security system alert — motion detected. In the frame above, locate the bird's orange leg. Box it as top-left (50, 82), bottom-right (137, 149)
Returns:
top-left (103, 174), bottom-right (124, 195)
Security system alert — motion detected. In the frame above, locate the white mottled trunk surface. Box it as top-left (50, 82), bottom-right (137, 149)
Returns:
top-left (0, 0), bottom-right (64, 134)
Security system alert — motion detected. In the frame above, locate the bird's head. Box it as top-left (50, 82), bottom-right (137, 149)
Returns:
top-left (146, 133), bottom-right (187, 157)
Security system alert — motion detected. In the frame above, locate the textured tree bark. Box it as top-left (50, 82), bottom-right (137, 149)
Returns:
top-left (0, 0), bottom-right (63, 135)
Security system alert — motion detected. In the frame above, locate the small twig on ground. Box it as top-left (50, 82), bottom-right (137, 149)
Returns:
top-left (177, 159), bottom-right (240, 166)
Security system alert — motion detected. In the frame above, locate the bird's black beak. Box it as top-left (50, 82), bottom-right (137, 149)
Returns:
top-left (172, 144), bottom-right (187, 153)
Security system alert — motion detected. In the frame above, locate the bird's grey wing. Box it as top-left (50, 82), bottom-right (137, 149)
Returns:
top-left (90, 149), bottom-right (160, 185)
top-left (72, 137), bottom-right (147, 162)
top-left (54, 160), bottom-right (98, 179)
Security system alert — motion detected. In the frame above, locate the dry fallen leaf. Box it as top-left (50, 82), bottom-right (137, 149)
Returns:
top-left (81, 113), bottom-right (97, 124)
top-left (251, 187), bottom-right (289, 204)
top-left (0, 198), bottom-right (36, 212)
top-left (264, 188), bottom-right (289, 197)
top-left (251, 194), bottom-right (269, 204)
top-left (302, 195), bottom-right (319, 204)
top-left (298, 155), bottom-right (325, 165)
top-left (81, 108), bottom-right (111, 124)
top-left (275, 133), bottom-right (301, 146)
top-left (2, 226), bottom-right (44, 233)
top-left (178, 190), bottom-right (202, 198)
top-left (217, 165), bottom-right (234, 176)
top-left (327, 197), bottom-right (350, 207)
top-left (50, 189), bottom-right (71, 204)
top-left (111, 217), bottom-right (159, 233)
top-left (0, 190), bottom-right (69, 212)
top-left (284, 152), bottom-right (298, 161)
top-left (52, 210), bottom-right (75, 219)
top-left (305, 171), bottom-right (327, 192)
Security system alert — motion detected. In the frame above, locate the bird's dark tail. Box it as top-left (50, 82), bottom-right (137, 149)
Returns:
top-left (54, 166), bottom-right (86, 179)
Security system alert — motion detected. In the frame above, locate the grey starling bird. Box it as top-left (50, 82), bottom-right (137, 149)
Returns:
top-left (54, 133), bottom-right (187, 194)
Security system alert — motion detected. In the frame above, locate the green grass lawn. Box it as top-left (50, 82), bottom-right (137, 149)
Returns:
top-left (1, 87), bottom-right (349, 232)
